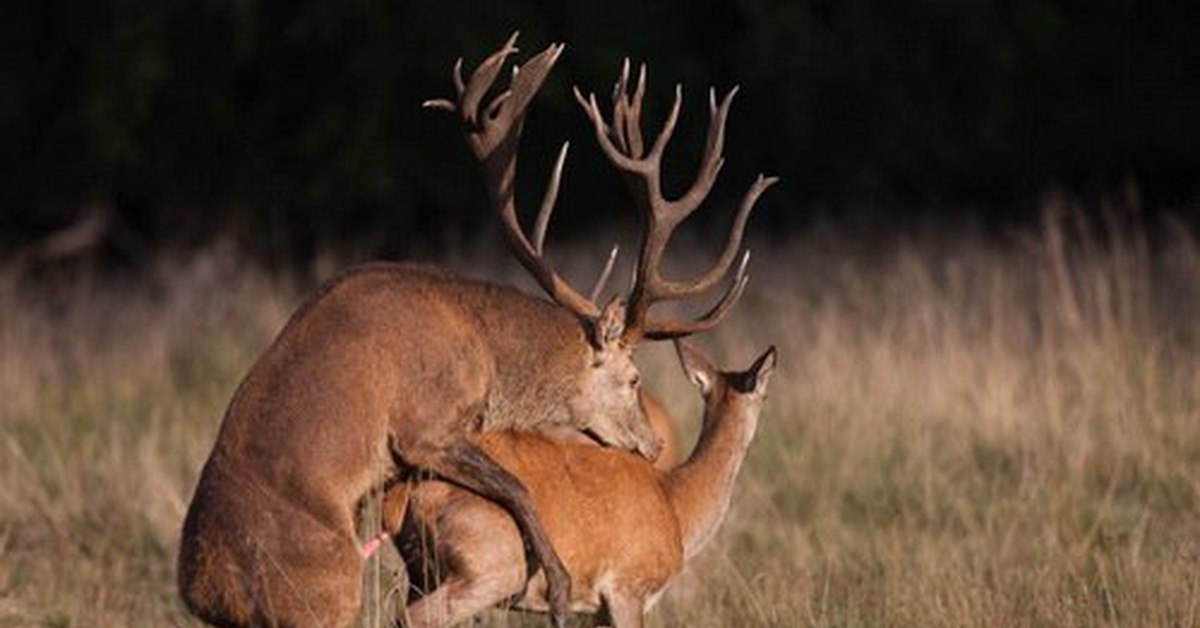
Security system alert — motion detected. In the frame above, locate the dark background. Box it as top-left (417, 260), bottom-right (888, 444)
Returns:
top-left (3, 0), bottom-right (1198, 266)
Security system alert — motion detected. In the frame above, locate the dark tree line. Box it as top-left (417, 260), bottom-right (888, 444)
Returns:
top-left (3, 0), bottom-right (1198, 262)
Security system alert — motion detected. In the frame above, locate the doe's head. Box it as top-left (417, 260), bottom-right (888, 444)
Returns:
top-left (675, 341), bottom-right (776, 442)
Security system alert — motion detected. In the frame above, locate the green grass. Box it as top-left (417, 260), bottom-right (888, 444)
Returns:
top-left (1, 205), bottom-right (1198, 626)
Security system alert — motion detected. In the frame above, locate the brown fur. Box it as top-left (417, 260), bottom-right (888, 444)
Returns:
top-left (178, 263), bottom-right (661, 628)
top-left (396, 343), bottom-right (775, 628)
top-left (640, 392), bottom-right (681, 471)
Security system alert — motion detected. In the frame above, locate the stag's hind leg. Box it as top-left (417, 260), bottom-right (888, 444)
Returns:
top-left (240, 502), bottom-right (365, 628)
top-left (402, 439), bottom-right (572, 628)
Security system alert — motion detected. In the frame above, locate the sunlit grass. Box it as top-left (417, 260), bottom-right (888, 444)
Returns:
top-left (1, 202), bottom-right (1197, 626)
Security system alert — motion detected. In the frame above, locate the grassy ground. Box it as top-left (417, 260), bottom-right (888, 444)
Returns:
top-left (1, 204), bottom-right (1198, 627)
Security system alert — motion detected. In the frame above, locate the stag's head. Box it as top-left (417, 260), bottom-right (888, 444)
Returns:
top-left (566, 298), bottom-right (661, 460)
top-left (427, 33), bottom-right (774, 462)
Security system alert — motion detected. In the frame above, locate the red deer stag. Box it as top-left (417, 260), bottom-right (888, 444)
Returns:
top-left (398, 341), bottom-right (776, 628)
top-left (178, 34), bottom-right (762, 628)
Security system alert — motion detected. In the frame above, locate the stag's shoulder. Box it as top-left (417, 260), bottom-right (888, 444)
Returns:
top-left (270, 262), bottom-right (577, 356)
top-left (317, 262), bottom-right (462, 294)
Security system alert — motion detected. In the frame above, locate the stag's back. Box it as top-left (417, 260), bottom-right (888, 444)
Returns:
top-left (212, 264), bottom-right (589, 456)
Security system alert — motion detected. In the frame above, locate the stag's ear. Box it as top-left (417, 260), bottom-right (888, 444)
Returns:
top-left (674, 340), bottom-right (716, 395)
top-left (593, 296), bottom-right (626, 351)
top-left (746, 345), bottom-right (777, 395)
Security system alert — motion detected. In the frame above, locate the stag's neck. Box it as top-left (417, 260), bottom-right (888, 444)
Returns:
top-left (664, 396), bottom-right (755, 561)
top-left (468, 286), bottom-right (588, 431)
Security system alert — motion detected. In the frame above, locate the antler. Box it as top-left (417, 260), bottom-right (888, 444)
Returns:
top-left (425, 33), bottom-right (609, 320)
top-left (574, 60), bottom-right (778, 342)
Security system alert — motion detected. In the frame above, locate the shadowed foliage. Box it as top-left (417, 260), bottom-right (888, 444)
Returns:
top-left (3, 1), bottom-right (1199, 262)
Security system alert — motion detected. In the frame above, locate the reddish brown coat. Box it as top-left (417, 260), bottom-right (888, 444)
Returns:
top-left (398, 343), bottom-right (776, 628)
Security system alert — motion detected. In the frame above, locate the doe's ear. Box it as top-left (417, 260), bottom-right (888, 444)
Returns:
top-left (746, 345), bottom-right (777, 395)
top-left (674, 340), bottom-right (716, 395)
top-left (593, 296), bottom-right (626, 351)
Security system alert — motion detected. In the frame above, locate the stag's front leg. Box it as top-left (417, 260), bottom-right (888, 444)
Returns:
top-left (404, 439), bottom-right (573, 628)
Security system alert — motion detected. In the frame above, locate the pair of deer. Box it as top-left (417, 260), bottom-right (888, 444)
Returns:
top-left (178, 34), bottom-right (776, 628)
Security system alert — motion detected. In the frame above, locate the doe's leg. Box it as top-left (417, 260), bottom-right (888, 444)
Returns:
top-left (405, 569), bottom-right (524, 628)
top-left (601, 591), bottom-right (645, 628)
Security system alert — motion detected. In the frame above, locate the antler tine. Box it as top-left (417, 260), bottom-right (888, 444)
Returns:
top-left (629, 64), bottom-right (648, 157)
top-left (422, 58), bottom-right (470, 112)
top-left (453, 57), bottom-right (466, 96)
top-left (610, 59), bottom-right (632, 155)
top-left (656, 174), bottom-right (778, 300)
top-left (460, 31), bottom-right (521, 127)
top-left (643, 250), bottom-right (751, 340)
top-left (574, 88), bottom-right (649, 174)
top-left (610, 60), bottom-right (649, 159)
top-left (428, 34), bottom-right (604, 321)
top-left (588, 244), bottom-right (620, 302)
top-left (485, 89), bottom-right (513, 122)
top-left (503, 42), bottom-right (566, 125)
top-left (647, 84), bottom-right (682, 165)
top-left (532, 142), bottom-right (570, 255)
top-left (673, 86), bottom-right (737, 214)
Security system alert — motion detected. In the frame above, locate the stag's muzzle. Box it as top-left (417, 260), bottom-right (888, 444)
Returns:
top-left (634, 433), bottom-right (664, 462)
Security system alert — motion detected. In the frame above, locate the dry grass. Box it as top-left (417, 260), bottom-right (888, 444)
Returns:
top-left (1, 202), bottom-right (1198, 627)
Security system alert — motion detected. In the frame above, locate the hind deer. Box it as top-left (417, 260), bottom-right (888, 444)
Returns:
top-left (397, 341), bottom-right (776, 628)
top-left (177, 34), bottom-right (771, 628)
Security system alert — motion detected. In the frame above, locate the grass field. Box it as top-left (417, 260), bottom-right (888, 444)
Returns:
top-left (1, 203), bottom-right (1198, 627)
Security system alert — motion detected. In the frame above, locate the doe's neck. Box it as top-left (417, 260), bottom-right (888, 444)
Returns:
top-left (663, 388), bottom-right (759, 560)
